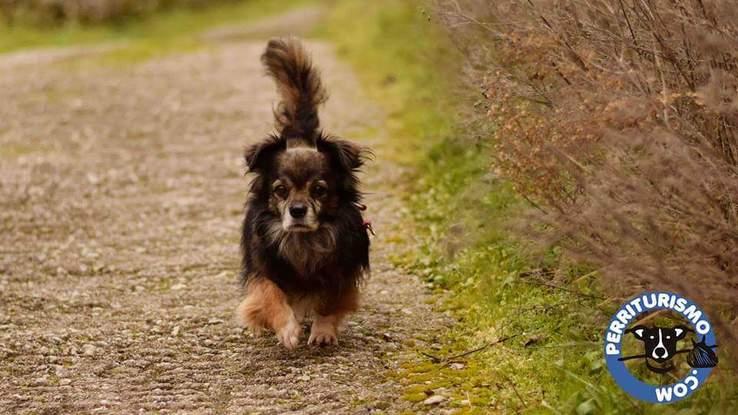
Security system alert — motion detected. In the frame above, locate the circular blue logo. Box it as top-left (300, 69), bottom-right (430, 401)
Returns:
top-left (604, 291), bottom-right (718, 403)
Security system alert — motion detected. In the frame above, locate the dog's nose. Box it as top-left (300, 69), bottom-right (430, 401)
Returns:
top-left (289, 204), bottom-right (308, 219)
top-left (652, 346), bottom-right (668, 359)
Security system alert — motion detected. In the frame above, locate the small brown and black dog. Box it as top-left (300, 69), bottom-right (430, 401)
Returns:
top-left (236, 38), bottom-right (370, 349)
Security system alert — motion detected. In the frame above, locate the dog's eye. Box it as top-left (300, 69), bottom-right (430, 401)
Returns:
top-left (273, 184), bottom-right (288, 198)
top-left (311, 184), bottom-right (327, 198)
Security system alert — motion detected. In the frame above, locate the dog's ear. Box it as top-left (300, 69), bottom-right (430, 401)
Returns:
top-left (335, 140), bottom-right (367, 171)
top-left (245, 136), bottom-right (284, 173)
top-left (673, 325), bottom-right (689, 340)
top-left (320, 138), bottom-right (371, 172)
top-left (630, 325), bottom-right (647, 341)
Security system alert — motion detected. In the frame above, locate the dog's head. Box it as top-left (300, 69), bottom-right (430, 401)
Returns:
top-left (630, 325), bottom-right (688, 363)
top-left (245, 136), bottom-right (366, 233)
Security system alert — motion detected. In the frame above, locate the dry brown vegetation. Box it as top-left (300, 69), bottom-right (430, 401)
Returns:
top-left (0, 0), bottom-right (238, 25)
top-left (438, 0), bottom-right (738, 357)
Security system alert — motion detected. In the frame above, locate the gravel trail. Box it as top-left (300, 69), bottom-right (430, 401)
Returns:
top-left (0, 12), bottom-right (448, 414)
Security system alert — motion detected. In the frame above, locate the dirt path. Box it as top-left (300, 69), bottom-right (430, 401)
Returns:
top-left (0, 14), bottom-right (448, 415)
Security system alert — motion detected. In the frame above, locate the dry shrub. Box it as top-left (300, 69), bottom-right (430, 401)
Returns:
top-left (438, 0), bottom-right (738, 355)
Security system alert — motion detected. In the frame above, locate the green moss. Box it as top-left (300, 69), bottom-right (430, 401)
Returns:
top-left (402, 392), bottom-right (427, 403)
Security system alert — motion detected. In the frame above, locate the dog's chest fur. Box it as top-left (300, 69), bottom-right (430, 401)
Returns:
top-left (266, 222), bottom-right (337, 276)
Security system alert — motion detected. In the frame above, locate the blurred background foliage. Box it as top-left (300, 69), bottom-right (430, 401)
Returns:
top-left (0, 0), bottom-right (310, 52)
top-left (0, 0), bottom-right (239, 25)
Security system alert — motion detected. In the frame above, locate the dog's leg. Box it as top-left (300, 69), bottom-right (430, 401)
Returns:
top-left (309, 285), bottom-right (359, 346)
top-left (237, 277), bottom-right (301, 349)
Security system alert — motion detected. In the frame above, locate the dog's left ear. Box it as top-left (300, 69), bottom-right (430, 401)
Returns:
top-left (321, 139), bottom-right (370, 172)
top-left (337, 140), bottom-right (367, 171)
top-left (673, 325), bottom-right (689, 340)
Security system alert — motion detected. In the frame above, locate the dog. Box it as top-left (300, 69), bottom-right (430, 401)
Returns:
top-left (236, 38), bottom-right (370, 349)
top-left (629, 325), bottom-right (688, 373)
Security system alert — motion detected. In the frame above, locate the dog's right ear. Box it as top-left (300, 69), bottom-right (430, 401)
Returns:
top-left (629, 325), bottom-right (647, 341)
top-left (244, 136), bottom-right (284, 173)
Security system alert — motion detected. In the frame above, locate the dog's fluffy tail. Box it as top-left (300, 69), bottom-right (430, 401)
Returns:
top-left (261, 38), bottom-right (327, 143)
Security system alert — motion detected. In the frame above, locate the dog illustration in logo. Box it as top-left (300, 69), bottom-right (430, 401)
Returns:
top-left (630, 325), bottom-right (687, 373)
top-left (620, 325), bottom-right (718, 373)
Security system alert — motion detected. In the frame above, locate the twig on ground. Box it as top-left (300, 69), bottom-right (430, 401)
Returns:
top-left (420, 334), bottom-right (520, 364)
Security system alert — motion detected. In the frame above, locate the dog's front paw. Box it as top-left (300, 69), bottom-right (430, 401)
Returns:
top-left (308, 330), bottom-right (337, 346)
top-left (308, 322), bottom-right (338, 346)
top-left (276, 318), bottom-right (301, 350)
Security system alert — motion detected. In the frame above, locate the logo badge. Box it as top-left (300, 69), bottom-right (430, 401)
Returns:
top-left (604, 291), bottom-right (718, 403)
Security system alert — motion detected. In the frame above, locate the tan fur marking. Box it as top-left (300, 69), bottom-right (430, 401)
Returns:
top-left (237, 277), bottom-right (301, 349)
